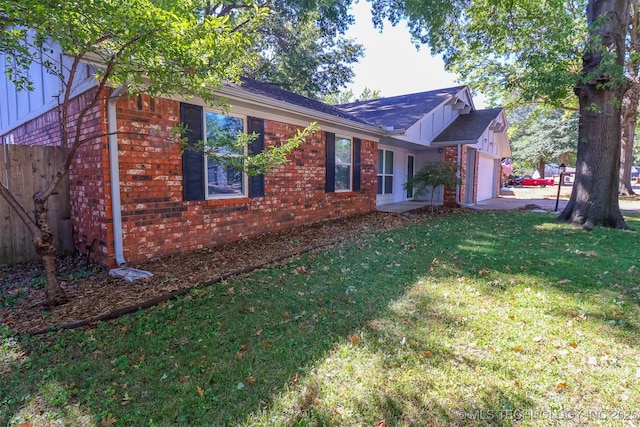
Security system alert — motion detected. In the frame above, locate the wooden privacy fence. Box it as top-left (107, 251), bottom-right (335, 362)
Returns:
top-left (1, 144), bottom-right (73, 265)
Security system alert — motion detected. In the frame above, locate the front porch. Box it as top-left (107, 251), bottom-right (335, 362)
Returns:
top-left (376, 200), bottom-right (435, 213)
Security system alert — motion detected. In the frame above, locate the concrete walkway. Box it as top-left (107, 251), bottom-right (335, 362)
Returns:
top-left (477, 187), bottom-right (640, 214)
top-left (378, 186), bottom-right (640, 214)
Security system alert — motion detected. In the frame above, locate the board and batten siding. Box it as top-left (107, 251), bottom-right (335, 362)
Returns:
top-left (0, 47), bottom-right (96, 136)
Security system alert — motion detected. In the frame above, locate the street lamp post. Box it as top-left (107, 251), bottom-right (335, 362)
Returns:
top-left (555, 163), bottom-right (566, 212)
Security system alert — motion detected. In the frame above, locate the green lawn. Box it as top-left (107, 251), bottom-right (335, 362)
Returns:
top-left (2, 211), bottom-right (640, 426)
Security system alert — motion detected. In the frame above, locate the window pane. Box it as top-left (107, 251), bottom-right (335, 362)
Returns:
top-left (377, 176), bottom-right (383, 194)
top-left (207, 160), bottom-right (244, 196)
top-left (384, 151), bottom-right (394, 174)
top-left (206, 112), bottom-right (244, 155)
top-left (335, 137), bottom-right (352, 164)
top-left (335, 165), bottom-right (351, 191)
top-left (205, 112), bottom-right (245, 198)
top-left (377, 149), bottom-right (384, 174)
top-left (384, 176), bottom-right (393, 194)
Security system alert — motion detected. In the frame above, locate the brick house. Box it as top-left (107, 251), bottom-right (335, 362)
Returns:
top-left (1, 56), bottom-right (510, 268)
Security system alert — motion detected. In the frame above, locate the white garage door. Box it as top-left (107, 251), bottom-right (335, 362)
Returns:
top-left (476, 155), bottom-right (496, 202)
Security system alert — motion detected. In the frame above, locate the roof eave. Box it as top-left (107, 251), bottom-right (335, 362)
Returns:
top-left (218, 85), bottom-right (385, 137)
top-left (430, 139), bottom-right (478, 147)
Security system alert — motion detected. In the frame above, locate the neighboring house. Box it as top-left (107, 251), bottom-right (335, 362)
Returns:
top-left (1, 52), bottom-right (510, 268)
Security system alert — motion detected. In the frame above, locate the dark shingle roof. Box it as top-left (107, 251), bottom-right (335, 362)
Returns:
top-left (337, 87), bottom-right (466, 130)
top-left (225, 78), bottom-right (373, 126)
top-left (433, 108), bottom-right (504, 143)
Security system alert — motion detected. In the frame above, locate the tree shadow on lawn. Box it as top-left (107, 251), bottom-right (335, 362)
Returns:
top-left (2, 211), bottom-right (640, 426)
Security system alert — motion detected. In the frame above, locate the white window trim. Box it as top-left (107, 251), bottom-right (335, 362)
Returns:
top-left (377, 148), bottom-right (394, 195)
top-left (335, 135), bottom-right (353, 192)
top-left (203, 110), bottom-right (249, 200)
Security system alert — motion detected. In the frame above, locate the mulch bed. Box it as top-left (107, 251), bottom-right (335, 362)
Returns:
top-left (1, 209), bottom-right (452, 335)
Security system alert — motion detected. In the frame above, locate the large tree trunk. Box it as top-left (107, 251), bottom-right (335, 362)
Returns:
top-left (620, 84), bottom-right (639, 195)
top-left (559, 0), bottom-right (631, 230)
top-left (620, 2), bottom-right (639, 196)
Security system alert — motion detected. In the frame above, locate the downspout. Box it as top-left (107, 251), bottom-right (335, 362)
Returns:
top-left (108, 85), bottom-right (128, 266)
top-left (455, 144), bottom-right (482, 210)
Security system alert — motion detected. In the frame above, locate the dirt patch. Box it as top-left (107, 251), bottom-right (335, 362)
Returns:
top-left (1, 209), bottom-right (453, 335)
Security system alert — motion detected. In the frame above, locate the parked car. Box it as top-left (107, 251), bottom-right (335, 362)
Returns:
top-left (507, 175), bottom-right (555, 188)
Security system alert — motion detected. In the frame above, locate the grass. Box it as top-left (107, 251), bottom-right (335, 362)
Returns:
top-left (2, 210), bottom-right (640, 426)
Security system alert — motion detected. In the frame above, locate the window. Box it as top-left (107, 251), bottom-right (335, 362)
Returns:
top-left (204, 111), bottom-right (246, 198)
top-left (181, 102), bottom-right (264, 201)
top-left (334, 136), bottom-right (352, 191)
top-left (325, 133), bottom-right (360, 193)
top-left (377, 149), bottom-right (393, 195)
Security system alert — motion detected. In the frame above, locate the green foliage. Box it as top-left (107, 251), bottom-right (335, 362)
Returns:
top-left (404, 160), bottom-right (461, 211)
top-left (2, 0), bottom-right (267, 104)
top-left (323, 86), bottom-right (382, 105)
top-left (245, 0), bottom-right (364, 99)
top-left (508, 106), bottom-right (578, 172)
top-left (188, 122), bottom-right (320, 176)
top-left (369, 0), bottom-right (587, 109)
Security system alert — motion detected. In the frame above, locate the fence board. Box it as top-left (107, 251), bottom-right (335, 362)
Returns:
top-left (0, 144), bottom-right (73, 265)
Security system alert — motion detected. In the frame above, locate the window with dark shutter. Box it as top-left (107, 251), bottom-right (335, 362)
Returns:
top-left (248, 117), bottom-right (265, 198)
top-left (353, 138), bottom-right (361, 192)
top-left (180, 103), bottom-right (205, 201)
top-left (325, 132), bottom-right (336, 193)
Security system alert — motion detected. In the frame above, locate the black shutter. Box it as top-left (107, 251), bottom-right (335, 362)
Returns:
top-left (248, 117), bottom-right (265, 198)
top-left (353, 138), bottom-right (361, 192)
top-left (180, 103), bottom-right (205, 201)
top-left (325, 132), bottom-right (335, 193)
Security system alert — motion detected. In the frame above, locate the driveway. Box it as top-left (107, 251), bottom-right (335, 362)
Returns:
top-left (476, 186), bottom-right (640, 214)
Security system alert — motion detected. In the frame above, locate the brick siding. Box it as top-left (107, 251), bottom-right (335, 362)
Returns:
top-left (4, 89), bottom-right (378, 267)
top-left (114, 95), bottom-right (377, 266)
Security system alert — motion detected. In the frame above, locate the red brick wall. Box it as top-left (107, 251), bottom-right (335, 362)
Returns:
top-left (443, 146), bottom-right (459, 207)
top-left (114, 95), bottom-right (377, 266)
top-left (6, 90), bottom-right (378, 267)
top-left (67, 89), bottom-right (111, 265)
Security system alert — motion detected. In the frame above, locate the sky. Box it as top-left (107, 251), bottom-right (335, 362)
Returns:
top-left (343, 1), bottom-right (461, 99)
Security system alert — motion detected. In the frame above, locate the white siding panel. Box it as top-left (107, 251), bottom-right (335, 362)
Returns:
top-left (1, 43), bottom-right (95, 136)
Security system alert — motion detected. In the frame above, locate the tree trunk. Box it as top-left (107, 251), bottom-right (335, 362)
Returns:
top-left (619, 2), bottom-right (639, 196)
top-left (537, 158), bottom-right (546, 177)
top-left (34, 197), bottom-right (67, 305)
top-left (559, 0), bottom-right (631, 230)
top-left (620, 84), bottom-right (639, 195)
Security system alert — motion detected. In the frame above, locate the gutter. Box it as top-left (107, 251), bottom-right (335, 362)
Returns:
top-left (108, 85), bottom-right (128, 266)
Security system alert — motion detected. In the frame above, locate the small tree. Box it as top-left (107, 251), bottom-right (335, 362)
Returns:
top-left (404, 160), bottom-right (462, 213)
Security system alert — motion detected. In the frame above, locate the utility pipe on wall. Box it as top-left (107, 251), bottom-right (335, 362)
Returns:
top-left (108, 86), bottom-right (127, 266)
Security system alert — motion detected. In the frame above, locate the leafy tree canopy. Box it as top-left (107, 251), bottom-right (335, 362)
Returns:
top-left (2, 0), bottom-right (267, 103)
top-left (508, 107), bottom-right (578, 172)
top-left (242, 0), bottom-right (364, 98)
top-left (323, 86), bottom-right (382, 104)
top-left (368, 0), bottom-right (587, 108)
